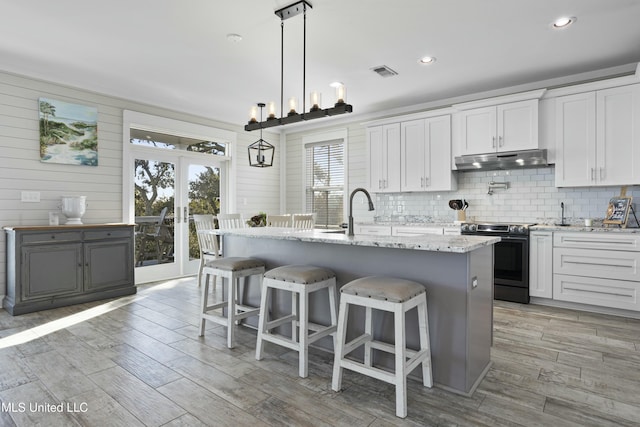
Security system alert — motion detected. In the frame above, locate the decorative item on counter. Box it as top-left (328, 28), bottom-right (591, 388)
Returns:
top-left (448, 199), bottom-right (467, 223)
top-left (60, 195), bottom-right (87, 224)
top-left (246, 212), bottom-right (267, 227)
top-left (603, 186), bottom-right (639, 228)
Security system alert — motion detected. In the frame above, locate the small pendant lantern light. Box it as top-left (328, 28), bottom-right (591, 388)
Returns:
top-left (247, 103), bottom-right (275, 167)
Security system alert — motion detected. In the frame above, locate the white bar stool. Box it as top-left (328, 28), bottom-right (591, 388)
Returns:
top-left (256, 265), bottom-right (338, 378)
top-left (331, 276), bottom-right (432, 418)
top-left (198, 257), bottom-right (265, 348)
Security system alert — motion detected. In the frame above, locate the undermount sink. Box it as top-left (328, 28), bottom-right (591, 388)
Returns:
top-left (321, 230), bottom-right (346, 234)
top-left (554, 223), bottom-right (571, 226)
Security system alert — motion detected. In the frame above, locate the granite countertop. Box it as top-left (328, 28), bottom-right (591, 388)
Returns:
top-left (532, 224), bottom-right (640, 233)
top-left (215, 227), bottom-right (498, 253)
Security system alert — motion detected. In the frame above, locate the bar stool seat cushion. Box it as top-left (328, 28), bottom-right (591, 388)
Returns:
top-left (265, 265), bottom-right (335, 284)
top-left (341, 276), bottom-right (425, 303)
top-left (204, 257), bottom-right (265, 272)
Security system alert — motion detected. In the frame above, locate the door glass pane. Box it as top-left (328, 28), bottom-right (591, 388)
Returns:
top-left (130, 128), bottom-right (226, 155)
top-left (187, 164), bottom-right (221, 260)
top-left (134, 159), bottom-right (175, 267)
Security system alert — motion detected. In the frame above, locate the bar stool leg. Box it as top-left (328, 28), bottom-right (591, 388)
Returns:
top-left (299, 290), bottom-right (309, 378)
top-left (364, 306), bottom-right (373, 367)
top-left (332, 298), bottom-right (349, 392)
top-left (394, 304), bottom-right (407, 418)
top-left (199, 277), bottom-right (210, 336)
top-left (328, 283), bottom-right (338, 352)
top-left (227, 276), bottom-right (236, 349)
top-left (291, 291), bottom-right (298, 343)
top-left (256, 285), bottom-right (271, 361)
top-left (418, 294), bottom-right (433, 387)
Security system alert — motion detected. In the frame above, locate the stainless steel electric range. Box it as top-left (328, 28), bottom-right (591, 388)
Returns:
top-left (461, 222), bottom-right (535, 303)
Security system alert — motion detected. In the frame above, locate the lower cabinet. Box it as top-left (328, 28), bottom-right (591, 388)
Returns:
top-left (551, 231), bottom-right (640, 311)
top-left (529, 231), bottom-right (553, 298)
top-left (4, 224), bottom-right (136, 315)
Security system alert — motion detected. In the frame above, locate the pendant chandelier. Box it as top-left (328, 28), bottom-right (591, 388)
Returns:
top-left (244, 0), bottom-right (353, 133)
top-left (247, 103), bottom-right (275, 167)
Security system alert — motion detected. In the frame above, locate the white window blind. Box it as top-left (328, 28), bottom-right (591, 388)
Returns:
top-left (305, 139), bottom-right (344, 228)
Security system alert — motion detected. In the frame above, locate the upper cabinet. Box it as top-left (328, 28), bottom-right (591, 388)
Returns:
top-left (400, 116), bottom-right (456, 192)
top-left (366, 111), bottom-right (456, 193)
top-left (555, 83), bottom-right (640, 187)
top-left (457, 99), bottom-right (539, 155)
top-left (367, 123), bottom-right (401, 193)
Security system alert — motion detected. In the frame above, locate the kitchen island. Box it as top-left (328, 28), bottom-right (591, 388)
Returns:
top-left (217, 227), bottom-right (499, 396)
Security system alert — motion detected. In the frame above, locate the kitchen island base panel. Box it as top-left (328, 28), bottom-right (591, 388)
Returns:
top-left (222, 235), bottom-right (493, 395)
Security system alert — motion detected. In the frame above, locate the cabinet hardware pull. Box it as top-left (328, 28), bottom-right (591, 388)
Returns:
top-left (492, 136), bottom-right (496, 148)
top-left (184, 207), bottom-right (188, 223)
top-left (499, 135), bottom-right (503, 147)
top-left (591, 168), bottom-right (595, 181)
top-left (600, 168), bottom-right (604, 180)
top-left (563, 286), bottom-right (631, 298)
top-left (562, 238), bottom-right (634, 246)
top-left (421, 177), bottom-right (424, 187)
top-left (425, 177), bottom-right (429, 187)
top-left (51, 235), bottom-right (55, 239)
top-left (564, 260), bottom-right (631, 268)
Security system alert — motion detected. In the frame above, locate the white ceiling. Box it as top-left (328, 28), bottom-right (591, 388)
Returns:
top-left (2, 0), bottom-right (640, 130)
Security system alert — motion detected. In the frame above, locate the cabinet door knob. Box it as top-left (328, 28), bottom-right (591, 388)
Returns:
top-left (51, 235), bottom-right (56, 239)
top-left (107, 232), bottom-right (111, 236)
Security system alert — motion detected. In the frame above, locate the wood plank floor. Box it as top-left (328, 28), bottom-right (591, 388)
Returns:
top-left (1, 277), bottom-right (640, 426)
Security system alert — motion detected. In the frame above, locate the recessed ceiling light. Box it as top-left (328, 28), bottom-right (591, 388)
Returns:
top-left (226, 33), bottom-right (243, 42)
top-left (419, 56), bottom-right (436, 65)
top-left (552, 16), bottom-right (576, 29)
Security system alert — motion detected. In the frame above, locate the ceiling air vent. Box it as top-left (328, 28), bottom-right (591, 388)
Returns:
top-left (371, 65), bottom-right (398, 78)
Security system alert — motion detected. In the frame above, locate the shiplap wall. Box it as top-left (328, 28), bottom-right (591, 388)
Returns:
top-left (0, 70), bottom-right (280, 298)
top-left (284, 123), bottom-right (373, 222)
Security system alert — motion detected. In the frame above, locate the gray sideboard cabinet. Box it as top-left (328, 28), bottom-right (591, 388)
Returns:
top-left (3, 224), bottom-right (136, 315)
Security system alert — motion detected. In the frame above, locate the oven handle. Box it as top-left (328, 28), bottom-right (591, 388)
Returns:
top-left (495, 235), bottom-right (528, 242)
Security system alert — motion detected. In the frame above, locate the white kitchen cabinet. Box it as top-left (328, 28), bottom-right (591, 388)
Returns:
top-left (458, 99), bottom-right (539, 155)
top-left (555, 83), bottom-right (640, 187)
top-left (552, 231), bottom-right (640, 311)
top-left (400, 116), bottom-right (456, 192)
top-left (367, 124), bottom-right (400, 192)
top-left (354, 224), bottom-right (392, 236)
top-left (529, 231), bottom-right (553, 298)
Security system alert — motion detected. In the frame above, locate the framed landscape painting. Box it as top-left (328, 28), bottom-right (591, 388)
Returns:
top-left (39, 98), bottom-right (98, 166)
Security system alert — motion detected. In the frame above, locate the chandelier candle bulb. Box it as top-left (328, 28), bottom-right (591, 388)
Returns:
top-left (249, 105), bottom-right (258, 123)
top-left (335, 85), bottom-right (346, 105)
top-left (310, 91), bottom-right (321, 111)
top-left (288, 97), bottom-right (298, 115)
top-left (267, 102), bottom-right (276, 119)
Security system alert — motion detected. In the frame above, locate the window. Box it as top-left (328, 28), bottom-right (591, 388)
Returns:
top-left (305, 139), bottom-right (344, 228)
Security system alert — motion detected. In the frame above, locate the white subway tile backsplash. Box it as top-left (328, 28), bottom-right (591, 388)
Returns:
top-left (375, 165), bottom-right (639, 224)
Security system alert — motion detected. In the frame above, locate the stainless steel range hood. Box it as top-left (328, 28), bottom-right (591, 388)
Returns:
top-left (455, 149), bottom-right (548, 171)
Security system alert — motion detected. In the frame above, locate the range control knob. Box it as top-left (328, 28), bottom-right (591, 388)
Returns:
top-left (461, 224), bottom-right (469, 232)
top-left (468, 224), bottom-right (477, 233)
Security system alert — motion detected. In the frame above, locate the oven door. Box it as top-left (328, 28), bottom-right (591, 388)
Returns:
top-left (494, 235), bottom-right (529, 303)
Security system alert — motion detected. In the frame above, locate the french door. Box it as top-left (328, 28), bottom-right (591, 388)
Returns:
top-left (131, 148), bottom-right (225, 284)
top-left (122, 111), bottom-right (235, 285)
